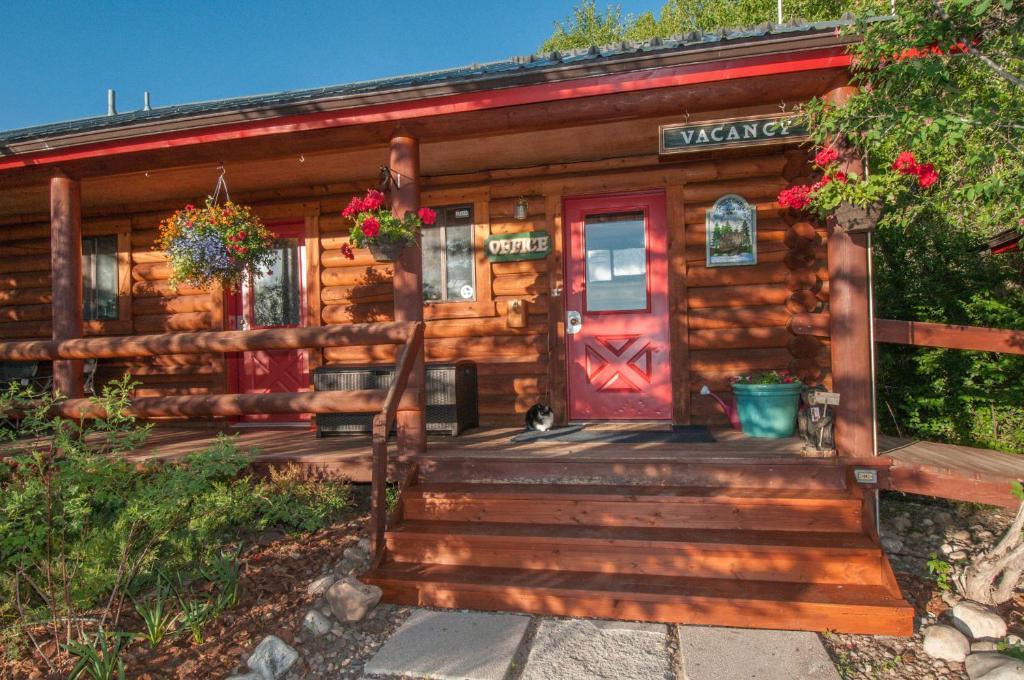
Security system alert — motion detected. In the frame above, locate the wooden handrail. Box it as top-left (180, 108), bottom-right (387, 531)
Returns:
top-left (0, 322), bottom-right (417, 360)
top-left (370, 322), bottom-right (425, 565)
top-left (875, 319), bottom-right (1024, 355)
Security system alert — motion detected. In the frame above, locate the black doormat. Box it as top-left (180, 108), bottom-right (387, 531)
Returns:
top-left (510, 425), bottom-right (715, 444)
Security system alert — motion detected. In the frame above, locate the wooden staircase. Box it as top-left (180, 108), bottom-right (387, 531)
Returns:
top-left (362, 456), bottom-right (914, 636)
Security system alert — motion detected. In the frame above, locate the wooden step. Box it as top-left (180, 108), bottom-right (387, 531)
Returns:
top-left (386, 520), bottom-right (886, 585)
top-left (418, 456), bottom-right (851, 488)
top-left (363, 563), bottom-right (915, 636)
top-left (403, 483), bottom-right (864, 532)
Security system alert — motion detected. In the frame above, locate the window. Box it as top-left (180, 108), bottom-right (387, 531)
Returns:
top-left (82, 235), bottom-right (119, 321)
top-left (422, 205), bottom-right (475, 302)
top-left (584, 211), bottom-right (648, 312)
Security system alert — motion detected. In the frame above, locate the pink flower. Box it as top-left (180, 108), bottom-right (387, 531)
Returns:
top-left (814, 146), bottom-right (840, 167)
top-left (362, 189), bottom-right (387, 212)
top-left (417, 207), bottom-right (437, 226)
top-left (184, 204), bottom-right (195, 211)
top-left (891, 151), bottom-right (918, 174)
top-left (778, 185), bottom-right (812, 211)
top-left (361, 216), bottom-right (381, 238)
top-left (916, 163), bottom-right (939, 188)
top-left (340, 243), bottom-right (355, 260)
top-left (341, 196), bottom-right (364, 218)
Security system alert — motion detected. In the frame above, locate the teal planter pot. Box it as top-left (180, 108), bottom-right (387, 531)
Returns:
top-left (732, 382), bottom-right (803, 438)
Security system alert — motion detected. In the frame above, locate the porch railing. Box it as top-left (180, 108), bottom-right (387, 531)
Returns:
top-left (0, 320), bottom-right (425, 567)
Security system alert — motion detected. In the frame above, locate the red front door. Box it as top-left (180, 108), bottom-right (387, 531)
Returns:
top-left (228, 223), bottom-right (309, 422)
top-left (565, 192), bottom-right (671, 420)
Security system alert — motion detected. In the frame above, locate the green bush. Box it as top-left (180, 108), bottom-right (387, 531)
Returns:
top-left (0, 376), bottom-right (353, 663)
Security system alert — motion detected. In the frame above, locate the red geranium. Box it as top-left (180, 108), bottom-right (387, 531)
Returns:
top-left (778, 185), bottom-right (813, 210)
top-left (362, 189), bottom-right (387, 212)
top-left (814, 146), bottom-right (840, 167)
top-left (341, 195), bottom-right (364, 218)
top-left (417, 207), bottom-right (437, 226)
top-left (361, 216), bottom-right (381, 238)
top-left (915, 163), bottom-right (939, 188)
top-left (892, 151), bottom-right (918, 174)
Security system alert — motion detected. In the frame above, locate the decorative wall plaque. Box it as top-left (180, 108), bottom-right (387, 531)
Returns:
top-left (706, 194), bottom-right (757, 268)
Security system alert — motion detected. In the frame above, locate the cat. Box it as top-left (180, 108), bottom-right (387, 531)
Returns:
top-left (525, 403), bottom-right (555, 432)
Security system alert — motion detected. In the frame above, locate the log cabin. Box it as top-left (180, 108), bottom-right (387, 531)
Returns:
top-left (0, 18), bottom-right (917, 634)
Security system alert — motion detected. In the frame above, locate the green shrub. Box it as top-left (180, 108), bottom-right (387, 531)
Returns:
top-left (0, 376), bottom-right (353, 664)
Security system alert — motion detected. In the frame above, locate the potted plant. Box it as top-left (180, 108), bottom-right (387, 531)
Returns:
top-left (157, 199), bottom-right (277, 291)
top-left (778, 147), bottom-right (939, 232)
top-left (341, 189), bottom-right (437, 262)
top-left (731, 370), bottom-right (804, 438)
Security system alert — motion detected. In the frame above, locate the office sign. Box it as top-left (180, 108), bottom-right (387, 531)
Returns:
top-left (660, 115), bottom-right (807, 154)
top-left (485, 231), bottom-right (551, 262)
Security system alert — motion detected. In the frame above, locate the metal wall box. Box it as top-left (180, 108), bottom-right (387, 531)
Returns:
top-left (313, 361), bottom-right (478, 437)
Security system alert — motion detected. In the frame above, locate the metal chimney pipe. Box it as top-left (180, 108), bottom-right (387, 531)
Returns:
top-left (107, 89), bottom-right (117, 116)
top-left (777, 0), bottom-right (783, 23)
top-left (143, 91), bottom-right (151, 111)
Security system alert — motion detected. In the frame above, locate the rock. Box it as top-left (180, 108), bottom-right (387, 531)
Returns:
top-left (306, 574), bottom-right (336, 596)
top-left (950, 550), bottom-right (968, 560)
top-left (941, 543), bottom-right (955, 555)
top-left (302, 609), bottom-right (332, 637)
top-left (226, 674), bottom-right (262, 680)
top-left (942, 590), bottom-right (963, 608)
top-left (325, 577), bottom-right (382, 622)
top-left (953, 601), bottom-right (1008, 640)
top-left (1009, 635), bottom-right (1023, 646)
top-left (923, 624), bottom-right (970, 662)
top-left (247, 635), bottom-right (299, 680)
top-left (935, 511), bottom-right (954, 526)
top-left (972, 641), bottom-right (1001, 652)
top-left (953, 529), bottom-right (972, 542)
top-left (881, 536), bottom-right (904, 553)
top-left (357, 537), bottom-right (371, 553)
top-left (965, 652), bottom-right (1024, 679)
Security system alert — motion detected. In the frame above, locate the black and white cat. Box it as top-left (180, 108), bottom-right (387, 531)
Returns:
top-left (524, 403), bottom-right (555, 432)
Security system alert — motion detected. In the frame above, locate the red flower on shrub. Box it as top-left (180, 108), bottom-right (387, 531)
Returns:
top-left (361, 216), bottom-right (381, 238)
top-left (814, 146), bottom-right (840, 167)
top-left (915, 163), bottom-right (939, 188)
top-left (184, 204), bottom-right (195, 211)
top-left (417, 207), bottom-right (437, 226)
top-left (832, 171), bottom-right (849, 184)
top-left (892, 151), bottom-right (918, 174)
top-left (778, 185), bottom-right (813, 210)
top-left (340, 243), bottom-right (355, 260)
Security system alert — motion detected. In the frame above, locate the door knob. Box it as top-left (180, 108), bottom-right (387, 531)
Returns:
top-left (566, 310), bottom-right (582, 335)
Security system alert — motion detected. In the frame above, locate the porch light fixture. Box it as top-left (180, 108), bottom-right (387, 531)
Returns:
top-left (513, 196), bottom-right (529, 220)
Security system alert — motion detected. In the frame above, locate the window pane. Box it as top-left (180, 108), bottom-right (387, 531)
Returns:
top-left (83, 235), bottom-right (118, 321)
top-left (253, 238), bottom-right (301, 327)
top-left (584, 211), bottom-right (648, 312)
top-left (422, 228), bottom-right (443, 301)
top-left (445, 224), bottom-right (475, 300)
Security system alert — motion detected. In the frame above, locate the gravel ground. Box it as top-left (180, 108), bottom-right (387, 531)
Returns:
top-left (818, 492), bottom-right (1021, 680)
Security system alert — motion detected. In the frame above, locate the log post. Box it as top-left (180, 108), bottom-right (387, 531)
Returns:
top-left (824, 83), bottom-right (874, 457)
top-left (389, 130), bottom-right (426, 454)
top-left (50, 172), bottom-right (84, 397)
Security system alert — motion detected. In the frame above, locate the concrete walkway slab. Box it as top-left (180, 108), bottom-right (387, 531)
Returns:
top-left (678, 626), bottom-right (840, 680)
top-left (521, 619), bottom-right (673, 680)
top-left (363, 609), bottom-right (530, 680)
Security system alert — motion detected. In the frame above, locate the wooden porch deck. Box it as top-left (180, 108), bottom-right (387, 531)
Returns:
top-left (123, 425), bottom-right (821, 482)
top-left (879, 434), bottom-right (1024, 508)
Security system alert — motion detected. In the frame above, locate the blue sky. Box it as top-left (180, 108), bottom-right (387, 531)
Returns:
top-left (1, 1), bottom-right (655, 132)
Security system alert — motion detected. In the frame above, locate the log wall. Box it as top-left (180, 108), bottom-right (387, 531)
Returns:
top-left (0, 114), bottom-right (831, 428)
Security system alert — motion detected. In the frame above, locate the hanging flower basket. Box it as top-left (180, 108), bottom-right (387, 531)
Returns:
top-left (777, 147), bottom-right (939, 231)
top-left (341, 189), bottom-right (437, 263)
top-left (157, 176), bottom-right (276, 291)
